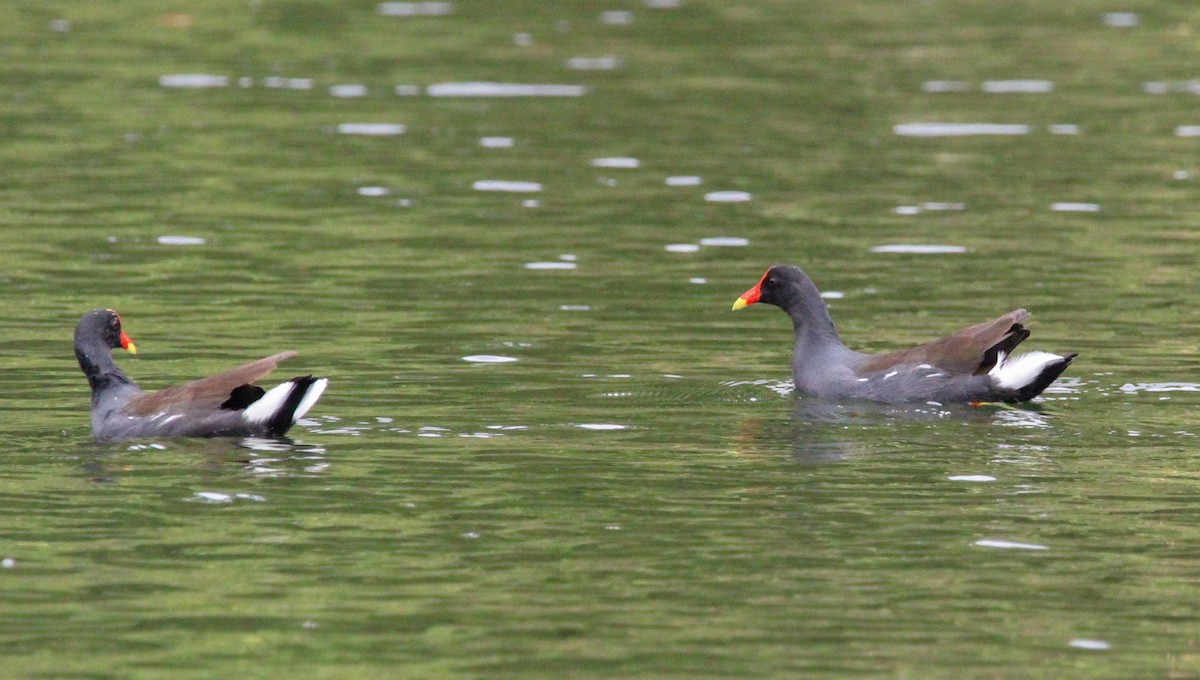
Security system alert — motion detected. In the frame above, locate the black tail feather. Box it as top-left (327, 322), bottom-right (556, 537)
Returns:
top-left (979, 323), bottom-right (1031, 374)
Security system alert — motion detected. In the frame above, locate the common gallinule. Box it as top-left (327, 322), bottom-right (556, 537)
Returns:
top-left (75, 309), bottom-right (328, 440)
top-left (732, 265), bottom-right (1076, 404)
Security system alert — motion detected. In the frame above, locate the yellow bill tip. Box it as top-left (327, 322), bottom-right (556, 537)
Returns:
top-left (732, 297), bottom-right (750, 311)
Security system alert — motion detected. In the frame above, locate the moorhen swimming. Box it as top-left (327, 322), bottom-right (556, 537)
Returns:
top-left (732, 265), bottom-right (1076, 404)
top-left (75, 309), bottom-right (328, 440)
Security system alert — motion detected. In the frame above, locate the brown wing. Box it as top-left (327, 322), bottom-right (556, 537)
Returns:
top-left (856, 310), bottom-right (1030, 375)
top-left (123, 351), bottom-right (299, 416)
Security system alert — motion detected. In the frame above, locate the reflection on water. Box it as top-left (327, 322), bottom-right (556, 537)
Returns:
top-left (975, 539), bottom-right (1049, 551)
top-left (191, 491), bottom-right (266, 503)
top-left (894, 202), bottom-right (967, 214)
top-left (426, 82), bottom-right (587, 97)
top-left (894, 122), bottom-right (1031, 136)
top-left (1070, 638), bottom-right (1113, 651)
top-left (1144, 80), bottom-right (1200, 95)
top-left (698, 236), bottom-right (749, 246)
top-left (981, 80), bottom-right (1055, 93)
top-left (329, 84), bottom-right (368, 98)
top-left (473, 180), bottom-right (542, 192)
top-left (1051, 202), bottom-right (1101, 212)
top-left (600, 10), bottom-right (634, 25)
top-left (159, 73), bottom-right (228, 88)
top-left (704, 190), bottom-right (752, 202)
top-left (156, 235), bottom-right (206, 245)
top-left (335, 123), bottom-right (406, 136)
top-left (1102, 12), bottom-right (1139, 28)
top-left (1118, 382), bottom-right (1200, 393)
top-left (567, 57), bottom-right (623, 71)
top-left (264, 76), bottom-right (314, 89)
top-left (590, 157), bottom-right (639, 168)
top-left (870, 244), bottom-right (967, 254)
top-left (377, 2), bottom-right (454, 16)
top-left (922, 80), bottom-right (971, 92)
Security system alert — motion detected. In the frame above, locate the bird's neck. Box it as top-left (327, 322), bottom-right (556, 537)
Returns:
top-left (76, 344), bottom-right (134, 394)
top-left (781, 280), bottom-right (844, 347)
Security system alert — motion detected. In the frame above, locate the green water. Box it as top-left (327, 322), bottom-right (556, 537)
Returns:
top-left (3, 1), bottom-right (1200, 677)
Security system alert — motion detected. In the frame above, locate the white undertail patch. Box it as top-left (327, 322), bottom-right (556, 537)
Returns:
top-left (242, 378), bottom-right (329, 425)
top-left (293, 379), bottom-right (328, 422)
top-left (242, 381), bottom-right (296, 425)
top-left (989, 351), bottom-right (1066, 389)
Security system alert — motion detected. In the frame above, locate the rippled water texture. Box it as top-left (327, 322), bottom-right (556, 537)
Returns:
top-left (3, 1), bottom-right (1200, 677)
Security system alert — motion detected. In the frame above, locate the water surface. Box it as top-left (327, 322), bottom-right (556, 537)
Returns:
top-left (2, 1), bottom-right (1200, 677)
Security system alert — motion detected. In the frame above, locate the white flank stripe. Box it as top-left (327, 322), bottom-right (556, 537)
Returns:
top-left (293, 379), bottom-right (328, 423)
top-left (990, 351), bottom-right (1065, 389)
top-left (242, 381), bottom-right (297, 424)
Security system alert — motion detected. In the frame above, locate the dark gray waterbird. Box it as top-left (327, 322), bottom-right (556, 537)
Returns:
top-left (75, 309), bottom-right (327, 441)
top-left (732, 265), bottom-right (1076, 404)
